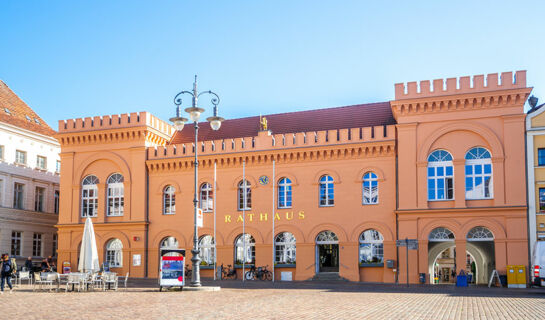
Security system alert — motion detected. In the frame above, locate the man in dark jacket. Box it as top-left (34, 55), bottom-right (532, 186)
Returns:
top-left (25, 257), bottom-right (33, 272)
top-left (0, 254), bottom-right (14, 294)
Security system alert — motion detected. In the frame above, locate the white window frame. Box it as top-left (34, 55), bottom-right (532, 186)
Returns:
top-left (198, 235), bottom-right (215, 265)
top-left (465, 147), bottom-right (493, 200)
top-left (234, 233), bottom-right (255, 264)
top-left (13, 182), bottom-right (25, 210)
top-left (15, 150), bottom-right (26, 165)
top-left (275, 232), bottom-right (296, 264)
top-left (106, 173), bottom-right (124, 216)
top-left (319, 175), bottom-right (334, 207)
top-left (11, 231), bottom-right (22, 256)
top-left (278, 178), bottom-right (292, 209)
top-left (238, 180), bottom-right (251, 210)
top-left (362, 172), bottom-right (379, 204)
top-left (56, 160), bottom-right (61, 173)
top-left (427, 150), bottom-right (454, 201)
top-left (163, 185), bottom-right (176, 215)
top-left (36, 155), bottom-right (47, 170)
top-left (33, 233), bottom-right (42, 257)
top-left (359, 230), bottom-right (384, 264)
top-left (35, 186), bottom-right (45, 212)
top-left (199, 183), bottom-right (213, 212)
top-left (105, 239), bottom-right (123, 267)
top-left (81, 175), bottom-right (99, 217)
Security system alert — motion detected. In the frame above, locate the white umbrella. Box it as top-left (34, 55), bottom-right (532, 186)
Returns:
top-left (78, 217), bottom-right (100, 273)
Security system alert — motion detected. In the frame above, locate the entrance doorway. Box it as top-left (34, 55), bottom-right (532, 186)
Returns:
top-left (428, 227), bottom-right (456, 284)
top-left (316, 231), bottom-right (339, 273)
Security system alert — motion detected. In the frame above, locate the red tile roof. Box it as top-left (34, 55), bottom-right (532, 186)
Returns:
top-left (0, 80), bottom-right (56, 136)
top-left (170, 101), bottom-right (394, 144)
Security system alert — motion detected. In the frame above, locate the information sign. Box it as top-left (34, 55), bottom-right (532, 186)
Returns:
top-left (62, 261), bottom-right (71, 274)
top-left (159, 248), bottom-right (186, 291)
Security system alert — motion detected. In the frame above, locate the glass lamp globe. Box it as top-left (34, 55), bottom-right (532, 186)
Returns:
top-left (207, 116), bottom-right (225, 131)
top-left (185, 107), bottom-right (204, 122)
top-left (169, 116), bottom-right (188, 131)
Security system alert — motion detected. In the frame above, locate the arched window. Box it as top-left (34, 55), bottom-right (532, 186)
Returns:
top-left (238, 180), bottom-right (251, 210)
top-left (319, 175), bottom-right (334, 206)
top-left (105, 239), bottom-right (123, 267)
top-left (467, 226), bottom-right (494, 241)
top-left (316, 231), bottom-right (338, 243)
top-left (199, 183), bottom-right (213, 212)
top-left (275, 232), bottom-right (296, 264)
top-left (278, 178), bottom-right (292, 209)
top-left (107, 173), bottom-right (124, 216)
top-left (359, 230), bottom-right (384, 264)
top-left (465, 147), bottom-right (493, 199)
top-left (234, 233), bottom-right (255, 264)
top-left (362, 172), bottom-right (378, 204)
top-left (163, 186), bottom-right (176, 215)
top-left (198, 235), bottom-right (215, 265)
top-left (160, 236), bottom-right (179, 257)
top-left (427, 150), bottom-right (454, 201)
top-left (81, 175), bottom-right (99, 217)
top-left (428, 227), bottom-right (455, 242)
top-left (160, 237), bottom-right (179, 249)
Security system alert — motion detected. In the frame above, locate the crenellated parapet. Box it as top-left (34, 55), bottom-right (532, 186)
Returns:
top-left (56, 111), bottom-right (174, 147)
top-left (395, 71), bottom-right (527, 100)
top-left (146, 125), bottom-right (396, 172)
top-left (391, 71), bottom-right (532, 122)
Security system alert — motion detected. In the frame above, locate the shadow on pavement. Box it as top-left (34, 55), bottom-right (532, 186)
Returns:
top-left (125, 278), bottom-right (545, 298)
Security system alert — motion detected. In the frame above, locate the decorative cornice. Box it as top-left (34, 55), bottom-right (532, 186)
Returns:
top-left (391, 88), bottom-right (531, 119)
top-left (146, 140), bottom-right (396, 173)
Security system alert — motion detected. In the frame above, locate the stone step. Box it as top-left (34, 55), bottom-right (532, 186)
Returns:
top-left (312, 272), bottom-right (346, 281)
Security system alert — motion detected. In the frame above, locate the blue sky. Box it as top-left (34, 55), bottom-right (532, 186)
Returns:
top-left (1, 0), bottom-right (544, 129)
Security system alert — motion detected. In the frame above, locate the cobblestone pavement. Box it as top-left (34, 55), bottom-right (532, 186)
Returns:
top-left (1, 280), bottom-right (545, 319)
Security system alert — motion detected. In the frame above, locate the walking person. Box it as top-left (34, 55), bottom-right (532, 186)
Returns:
top-left (1, 254), bottom-right (15, 294)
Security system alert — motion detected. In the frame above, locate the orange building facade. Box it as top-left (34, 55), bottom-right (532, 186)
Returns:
top-left (55, 71), bottom-right (531, 284)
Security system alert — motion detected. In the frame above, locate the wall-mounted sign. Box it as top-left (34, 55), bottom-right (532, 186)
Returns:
top-left (224, 211), bottom-right (305, 223)
top-left (133, 254), bottom-right (141, 266)
top-left (258, 176), bottom-right (269, 185)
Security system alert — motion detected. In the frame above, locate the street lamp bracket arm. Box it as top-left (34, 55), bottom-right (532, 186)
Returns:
top-left (173, 90), bottom-right (195, 107)
top-left (197, 90), bottom-right (220, 107)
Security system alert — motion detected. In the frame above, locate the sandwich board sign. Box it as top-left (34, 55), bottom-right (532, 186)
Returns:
top-left (159, 248), bottom-right (186, 291)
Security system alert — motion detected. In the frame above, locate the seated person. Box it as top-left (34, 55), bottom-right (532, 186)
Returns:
top-left (40, 259), bottom-right (50, 272)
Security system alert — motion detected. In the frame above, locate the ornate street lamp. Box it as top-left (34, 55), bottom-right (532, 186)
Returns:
top-left (170, 75), bottom-right (224, 287)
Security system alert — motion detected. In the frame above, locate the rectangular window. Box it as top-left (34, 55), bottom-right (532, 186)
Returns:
top-left (0, 145), bottom-right (4, 160)
top-left (35, 187), bottom-right (45, 212)
top-left (539, 188), bottom-right (545, 213)
top-left (33, 233), bottom-right (42, 257)
top-left (15, 150), bottom-right (26, 165)
top-left (52, 234), bottom-right (58, 257)
top-left (56, 160), bottom-right (61, 173)
top-left (36, 155), bottom-right (47, 170)
top-left (54, 190), bottom-right (60, 214)
top-left (11, 231), bottom-right (22, 256)
top-left (428, 165), bottom-right (454, 201)
top-left (0, 179), bottom-right (3, 206)
top-left (539, 149), bottom-right (545, 166)
top-left (13, 183), bottom-right (25, 209)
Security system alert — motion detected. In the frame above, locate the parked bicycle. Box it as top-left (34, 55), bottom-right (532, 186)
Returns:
top-left (221, 264), bottom-right (237, 280)
top-left (244, 265), bottom-right (272, 281)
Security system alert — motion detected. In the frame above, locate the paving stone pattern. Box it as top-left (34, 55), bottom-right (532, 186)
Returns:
top-left (1, 280), bottom-right (545, 319)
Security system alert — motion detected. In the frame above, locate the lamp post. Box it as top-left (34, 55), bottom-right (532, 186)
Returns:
top-left (170, 75), bottom-right (224, 287)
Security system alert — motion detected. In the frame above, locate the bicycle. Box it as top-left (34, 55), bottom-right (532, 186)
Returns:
top-left (221, 264), bottom-right (237, 280)
top-left (185, 264), bottom-right (192, 279)
top-left (259, 265), bottom-right (273, 281)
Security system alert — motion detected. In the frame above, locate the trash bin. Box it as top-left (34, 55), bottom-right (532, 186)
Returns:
top-left (419, 273), bottom-right (426, 284)
top-left (456, 270), bottom-right (468, 287)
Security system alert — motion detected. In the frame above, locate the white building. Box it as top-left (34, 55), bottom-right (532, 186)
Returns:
top-left (0, 80), bottom-right (59, 266)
